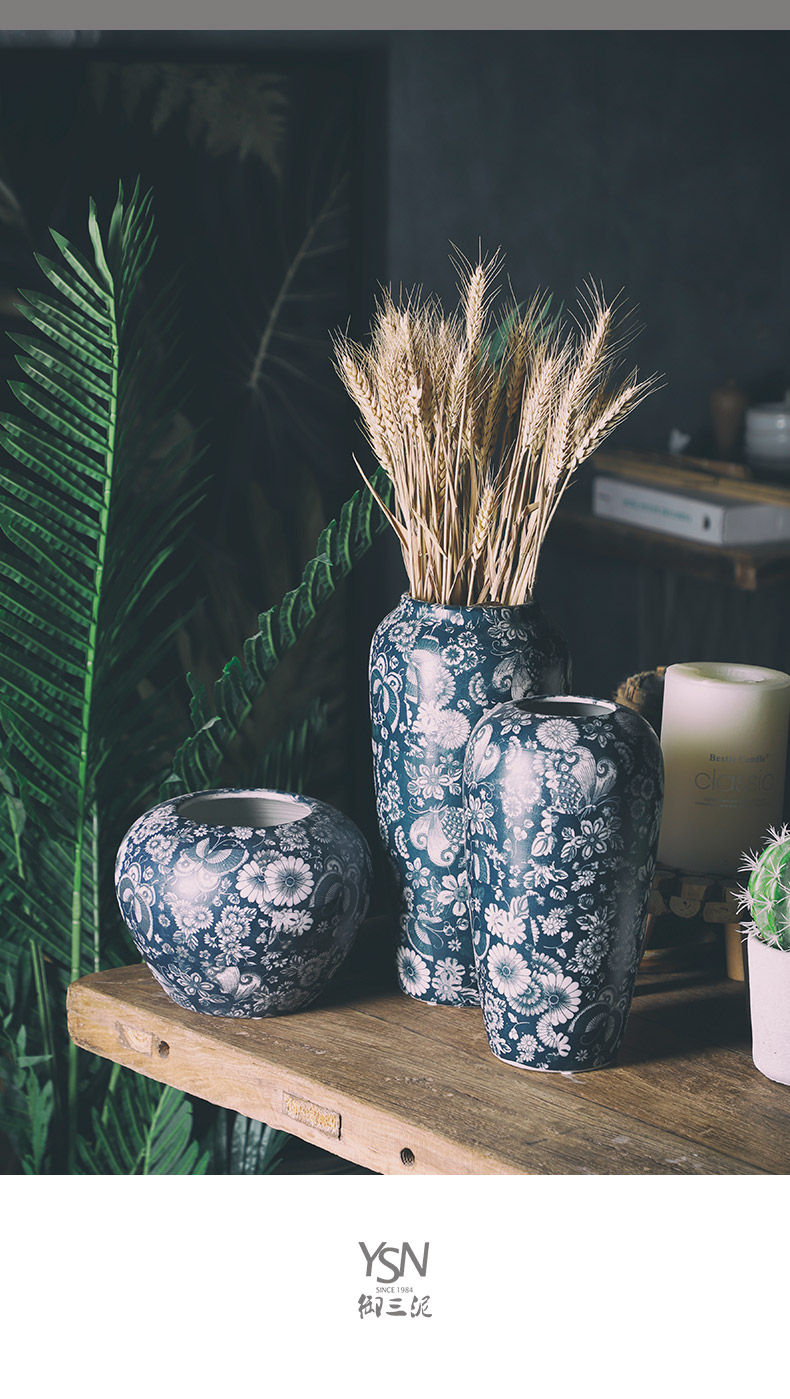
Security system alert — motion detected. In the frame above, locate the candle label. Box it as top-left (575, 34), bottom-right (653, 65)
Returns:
top-left (693, 751), bottom-right (774, 804)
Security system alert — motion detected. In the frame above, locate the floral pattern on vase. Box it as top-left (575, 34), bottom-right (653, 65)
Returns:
top-left (463, 697), bottom-right (663, 1067)
top-left (369, 594), bottom-right (571, 1005)
top-left (115, 787), bottom-right (372, 1018)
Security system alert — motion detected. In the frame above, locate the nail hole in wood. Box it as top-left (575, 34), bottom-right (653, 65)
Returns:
top-left (400, 1147), bottom-right (415, 1166)
top-left (157, 1040), bottom-right (170, 1058)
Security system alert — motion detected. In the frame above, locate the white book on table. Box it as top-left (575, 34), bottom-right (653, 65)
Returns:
top-left (592, 473), bottom-right (790, 546)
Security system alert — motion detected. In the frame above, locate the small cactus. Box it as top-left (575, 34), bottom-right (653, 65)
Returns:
top-left (739, 825), bottom-right (790, 951)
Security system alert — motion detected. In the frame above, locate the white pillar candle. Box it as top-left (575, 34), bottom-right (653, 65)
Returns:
top-left (658, 662), bottom-right (790, 876)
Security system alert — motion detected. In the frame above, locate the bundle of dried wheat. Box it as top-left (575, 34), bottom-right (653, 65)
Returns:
top-left (333, 249), bottom-right (660, 606)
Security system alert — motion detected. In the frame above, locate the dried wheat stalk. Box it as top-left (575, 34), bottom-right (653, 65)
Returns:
top-left (333, 250), bottom-right (660, 605)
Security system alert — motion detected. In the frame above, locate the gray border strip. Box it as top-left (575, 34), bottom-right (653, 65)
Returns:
top-left (1, 4), bottom-right (789, 35)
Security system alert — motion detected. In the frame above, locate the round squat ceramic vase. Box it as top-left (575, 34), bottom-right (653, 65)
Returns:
top-left (463, 696), bottom-right (663, 1069)
top-left (747, 936), bottom-right (790, 1085)
top-left (115, 787), bottom-right (372, 1018)
top-left (369, 594), bottom-right (571, 1006)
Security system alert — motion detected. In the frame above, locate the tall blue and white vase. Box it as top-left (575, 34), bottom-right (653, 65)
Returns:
top-left (369, 595), bottom-right (571, 1005)
top-left (464, 696), bottom-right (663, 1067)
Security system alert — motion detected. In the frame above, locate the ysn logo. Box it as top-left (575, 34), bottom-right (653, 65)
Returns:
top-left (359, 1241), bottom-right (430, 1283)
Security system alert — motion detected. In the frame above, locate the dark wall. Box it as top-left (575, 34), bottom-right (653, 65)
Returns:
top-left (0, 35), bottom-right (392, 849)
top-left (387, 31), bottom-right (790, 449)
top-left (3, 30), bottom-right (790, 711)
top-left (381, 31), bottom-right (790, 695)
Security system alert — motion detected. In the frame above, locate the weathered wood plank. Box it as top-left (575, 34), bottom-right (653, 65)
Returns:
top-left (67, 968), bottom-right (516, 1175)
top-left (66, 957), bottom-right (781, 1175)
top-left (346, 970), bottom-right (790, 1173)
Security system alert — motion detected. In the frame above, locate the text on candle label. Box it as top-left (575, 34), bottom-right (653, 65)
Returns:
top-left (707, 752), bottom-right (768, 764)
top-left (694, 769), bottom-right (774, 794)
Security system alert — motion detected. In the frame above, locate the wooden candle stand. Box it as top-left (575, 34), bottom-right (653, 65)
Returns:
top-left (643, 864), bottom-right (745, 981)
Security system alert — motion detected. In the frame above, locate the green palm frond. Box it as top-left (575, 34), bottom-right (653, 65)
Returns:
top-left (250, 697), bottom-right (327, 795)
top-left (488, 295), bottom-right (561, 361)
top-left (163, 465), bottom-right (392, 798)
top-left (246, 167), bottom-right (349, 401)
top-left (0, 181), bottom-right (205, 1169)
top-left (0, 959), bottom-right (53, 1173)
top-left (230, 1116), bottom-right (288, 1174)
top-left (0, 181), bottom-right (199, 974)
top-left (206, 1109), bottom-right (289, 1175)
top-left (77, 1070), bottom-right (208, 1175)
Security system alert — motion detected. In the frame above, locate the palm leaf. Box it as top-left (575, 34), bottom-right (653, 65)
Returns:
top-left (250, 697), bottom-right (327, 795)
top-left (229, 1115), bottom-right (288, 1175)
top-left (0, 948), bottom-right (56, 1173)
top-left (0, 181), bottom-right (205, 1168)
top-left (162, 465), bottom-right (392, 797)
top-left (92, 63), bottom-right (289, 178)
top-left (205, 1107), bottom-right (289, 1175)
top-left (246, 168), bottom-right (348, 400)
top-left (77, 1070), bottom-right (209, 1175)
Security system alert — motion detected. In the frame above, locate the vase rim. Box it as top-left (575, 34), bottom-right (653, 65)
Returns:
top-left (176, 787), bottom-right (312, 831)
top-left (400, 591), bottom-right (538, 613)
top-left (511, 695), bottom-right (617, 719)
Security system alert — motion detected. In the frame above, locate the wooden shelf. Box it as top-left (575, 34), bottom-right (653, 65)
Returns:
top-left (66, 917), bottom-right (790, 1175)
top-left (554, 450), bottom-right (790, 590)
top-left (553, 507), bottom-right (790, 591)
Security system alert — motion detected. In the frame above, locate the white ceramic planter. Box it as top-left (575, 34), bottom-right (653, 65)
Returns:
top-left (747, 934), bottom-right (790, 1085)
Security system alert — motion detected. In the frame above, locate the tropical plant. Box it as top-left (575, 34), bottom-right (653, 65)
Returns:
top-left (92, 62), bottom-right (289, 177)
top-left (77, 1067), bottom-right (208, 1175)
top-left (739, 825), bottom-right (790, 950)
top-left (88, 57), bottom-right (362, 818)
top-left (0, 959), bottom-right (55, 1174)
top-left (207, 1110), bottom-right (289, 1175)
top-left (334, 249), bottom-right (660, 605)
top-left (162, 464), bottom-right (391, 798)
top-left (0, 174), bottom-right (392, 1176)
top-left (0, 181), bottom-right (205, 1171)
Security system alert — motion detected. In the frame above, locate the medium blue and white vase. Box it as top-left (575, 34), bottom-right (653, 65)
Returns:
top-left (115, 787), bottom-right (372, 1018)
top-left (369, 595), bottom-right (571, 1005)
top-left (464, 696), bottom-right (663, 1068)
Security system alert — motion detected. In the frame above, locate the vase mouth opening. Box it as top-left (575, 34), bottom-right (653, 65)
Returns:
top-left (178, 790), bottom-right (312, 829)
top-left (514, 696), bottom-right (616, 719)
top-left (402, 592), bottom-right (535, 611)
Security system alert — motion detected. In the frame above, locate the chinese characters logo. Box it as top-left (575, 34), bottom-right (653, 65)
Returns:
top-left (357, 1242), bottom-right (431, 1320)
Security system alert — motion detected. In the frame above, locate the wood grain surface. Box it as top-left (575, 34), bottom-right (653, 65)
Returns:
top-left (66, 919), bottom-right (790, 1175)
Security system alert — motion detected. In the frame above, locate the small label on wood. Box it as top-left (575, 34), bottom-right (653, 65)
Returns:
top-left (283, 1091), bottom-right (341, 1138)
top-left (116, 1020), bottom-right (154, 1056)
